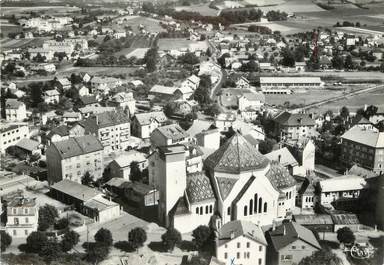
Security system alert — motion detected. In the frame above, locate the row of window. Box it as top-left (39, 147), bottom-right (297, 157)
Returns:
top-left (2, 129), bottom-right (21, 137)
top-left (3, 136), bottom-right (21, 145)
top-left (12, 208), bottom-right (29, 214)
top-left (224, 252), bottom-right (262, 264)
top-left (195, 205), bottom-right (213, 215)
top-left (13, 229), bottom-right (29, 236)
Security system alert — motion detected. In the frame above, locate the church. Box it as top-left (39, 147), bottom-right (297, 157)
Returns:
top-left (149, 133), bottom-right (297, 233)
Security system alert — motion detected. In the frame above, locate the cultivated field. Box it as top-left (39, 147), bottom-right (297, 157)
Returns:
top-left (117, 16), bottom-right (164, 34)
top-left (114, 35), bottom-right (156, 58)
top-left (57, 66), bottom-right (139, 76)
top-left (0, 6), bottom-right (81, 16)
top-left (175, 3), bottom-right (220, 16)
top-left (257, 0), bottom-right (326, 13)
top-left (158, 38), bottom-right (208, 51)
top-left (1, 38), bottom-right (45, 49)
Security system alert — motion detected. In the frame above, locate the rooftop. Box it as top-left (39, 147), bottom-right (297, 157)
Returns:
top-left (205, 133), bottom-right (269, 174)
top-left (15, 138), bottom-right (39, 152)
top-left (260, 76), bottom-right (322, 84)
top-left (186, 172), bottom-right (215, 204)
top-left (265, 162), bottom-right (297, 191)
top-left (112, 150), bottom-right (147, 168)
top-left (319, 175), bottom-right (367, 193)
top-left (274, 111), bottom-right (316, 127)
top-left (218, 220), bottom-right (267, 247)
top-left (51, 135), bottom-right (103, 159)
top-left (155, 124), bottom-right (189, 141)
top-left (80, 110), bottom-right (130, 132)
top-left (267, 222), bottom-right (321, 251)
top-left (50, 179), bottom-right (101, 202)
top-left (8, 196), bottom-right (36, 208)
top-left (341, 126), bottom-right (384, 148)
top-left (265, 147), bottom-right (298, 168)
top-left (5, 98), bottom-right (24, 109)
top-left (134, 111), bottom-right (167, 125)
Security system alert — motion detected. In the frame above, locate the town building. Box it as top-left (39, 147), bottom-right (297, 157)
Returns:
top-left (5, 196), bottom-right (38, 238)
top-left (150, 124), bottom-right (189, 147)
top-left (266, 222), bottom-right (321, 265)
top-left (215, 113), bottom-right (236, 132)
top-left (109, 92), bottom-right (136, 115)
top-left (0, 124), bottom-right (29, 153)
top-left (317, 175), bottom-right (367, 206)
top-left (50, 180), bottom-right (120, 223)
top-left (131, 111), bottom-right (167, 139)
top-left (79, 110), bottom-right (131, 153)
top-left (216, 220), bottom-right (267, 265)
top-left (46, 135), bottom-right (104, 184)
top-left (340, 126), bottom-right (384, 174)
top-left (109, 151), bottom-right (148, 181)
top-left (149, 85), bottom-right (193, 101)
top-left (5, 99), bottom-right (27, 122)
top-left (260, 77), bottom-right (324, 90)
top-left (238, 93), bottom-right (265, 112)
top-left (273, 112), bottom-right (316, 141)
top-left (43, 89), bottom-right (60, 104)
top-left (13, 138), bottom-right (41, 159)
top-left (90, 76), bottom-right (122, 94)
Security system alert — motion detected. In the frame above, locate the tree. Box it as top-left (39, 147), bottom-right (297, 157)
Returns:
top-left (40, 238), bottom-right (62, 261)
top-left (218, 53), bottom-right (230, 67)
top-left (281, 47), bottom-right (295, 67)
top-left (299, 249), bottom-right (341, 265)
top-left (194, 75), bottom-right (212, 105)
top-left (130, 161), bottom-right (142, 182)
top-left (26, 231), bottom-right (48, 253)
top-left (29, 83), bottom-right (44, 107)
top-left (258, 138), bottom-right (277, 154)
top-left (54, 218), bottom-right (69, 230)
top-left (161, 227), bottom-right (182, 251)
top-left (344, 55), bottom-right (354, 70)
top-left (33, 52), bottom-right (46, 63)
top-left (94, 228), bottom-right (113, 247)
top-left (38, 204), bottom-right (59, 231)
top-left (192, 225), bottom-right (213, 250)
top-left (128, 227), bottom-right (147, 250)
top-left (61, 230), bottom-right (80, 252)
top-left (340, 106), bottom-right (350, 120)
top-left (179, 52), bottom-right (199, 65)
top-left (0, 231), bottom-right (12, 252)
top-left (144, 48), bottom-right (158, 73)
top-left (85, 242), bottom-right (109, 264)
top-left (81, 171), bottom-right (94, 186)
top-left (204, 104), bottom-right (220, 116)
top-left (332, 55), bottom-right (344, 70)
top-left (336, 227), bottom-right (355, 246)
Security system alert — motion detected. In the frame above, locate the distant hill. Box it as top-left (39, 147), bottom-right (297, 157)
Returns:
top-left (348, 0), bottom-right (384, 3)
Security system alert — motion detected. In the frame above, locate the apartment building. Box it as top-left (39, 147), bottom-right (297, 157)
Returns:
top-left (131, 111), bottom-right (167, 139)
top-left (5, 196), bottom-right (38, 238)
top-left (341, 126), bottom-right (384, 174)
top-left (46, 135), bottom-right (104, 184)
top-left (150, 124), bottom-right (189, 147)
top-left (79, 110), bottom-right (130, 153)
top-left (0, 124), bottom-right (29, 153)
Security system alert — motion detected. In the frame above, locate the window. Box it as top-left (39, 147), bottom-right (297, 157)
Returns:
top-left (302, 246), bottom-right (306, 250)
top-left (254, 194), bottom-right (258, 213)
top-left (292, 246), bottom-right (296, 249)
top-left (25, 217), bottom-right (29, 223)
top-left (264, 202), bottom-right (267, 213)
top-left (206, 205), bottom-right (209, 214)
top-left (244, 205), bottom-right (248, 216)
top-left (258, 197), bottom-right (262, 213)
top-left (24, 208), bottom-right (28, 214)
top-left (196, 208), bottom-right (199, 214)
top-left (225, 244), bottom-right (227, 248)
top-left (249, 199), bottom-right (253, 215)
top-left (258, 258), bottom-right (262, 265)
top-left (247, 242), bottom-right (250, 248)
top-left (25, 230), bottom-right (28, 235)
top-left (209, 205), bottom-right (213, 213)
top-left (237, 252), bottom-right (240, 259)
top-left (227, 207), bottom-right (231, 216)
top-left (224, 253), bottom-right (227, 259)
top-left (259, 245), bottom-right (263, 251)
top-left (281, 255), bottom-right (293, 261)
top-left (200, 206), bottom-right (203, 215)
top-left (237, 242), bottom-right (241, 248)
top-left (13, 230), bottom-right (16, 236)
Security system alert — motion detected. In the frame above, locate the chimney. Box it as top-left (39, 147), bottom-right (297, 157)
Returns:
top-left (272, 221), bottom-right (276, 231)
top-left (230, 231), bottom-right (235, 239)
top-left (283, 225), bottom-right (286, 236)
top-left (251, 230), bottom-right (255, 236)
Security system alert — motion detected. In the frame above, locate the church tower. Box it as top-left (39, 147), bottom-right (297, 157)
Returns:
top-left (156, 145), bottom-right (187, 227)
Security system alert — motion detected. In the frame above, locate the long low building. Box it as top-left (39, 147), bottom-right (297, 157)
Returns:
top-left (50, 179), bottom-right (121, 223)
top-left (260, 77), bottom-right (324, 89)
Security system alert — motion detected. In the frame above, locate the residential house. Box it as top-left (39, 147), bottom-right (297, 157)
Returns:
top-left (216, 220), bottom-right (267, 265)
top-left (265, 147), bottom-right (299, 176)
top-left (181, 75), bottom-right (200, 91)
top-left (56, 78), bottom-right (71, 91)
top-left (150, 124), bottom-right (189, 147)
top-left (273, 112), bottom-right (316, 141)
top-left (215, 113), bottom-right (236, 132)
top-left (266, 222), bottom-right (321, 265)
top-left (79, 95), bottom-right (100, 108)
top-left (131, 111), bottom-right (167, 139)
top-left (0, 124), bottom-right (29, 153)
top-left (238, 93), bottom-right (265, 112)
top-left (5, 196), bottom-right (38, 238)
top-left (43, 89), bottom-right (60, 104)
top-left (149, 85), bottom-right (193, 101)
top-left (5, 99), bottom-right (27, 122)
top-left (63, 112), bottom-right (82, 124)
top-left (78, 86), bottom-right (90, 97)
top-left (109, 150), bottom-right (148, 181)
top-left (46, 135), bottom-right (104, 184)
top-left (109, 92), bottom-right (135, 115)
top-left (90, 76), bottom-right (122, 94)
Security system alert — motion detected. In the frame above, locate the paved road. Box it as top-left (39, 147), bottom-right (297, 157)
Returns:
top-left (292, 84), bottom-right (384, 113)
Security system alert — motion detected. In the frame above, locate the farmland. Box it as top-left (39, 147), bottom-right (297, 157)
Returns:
top-left (114, 35), bottom-right (157, 58)
top-left (56, 66), bottom-right (139, 77)
top-left (116, 16), bottom-right (164, 34)
top-left (1, 38), bottom-right (46, 49)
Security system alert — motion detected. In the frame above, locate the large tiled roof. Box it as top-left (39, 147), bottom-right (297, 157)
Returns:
top-left (186, 172), bottom-right (215, 204)
top-left (265, 162), bottom-right (297, 191)
top-left (169, 196), bottom-right (190, 217)
top-left (205, 133), bottom-right (269, 174)
top-left (216, 177), bottom-right (239, 201)
top-left (267, 222), bottom-right (321, 251)
top-left (341, 126), bottom-right (384, 148)
top-left (51, 135), bottom-right (103, 159)
top-left (15, 138), bottom-right (39, 152)
top-left (218, 220), bottom-right (267, 247)
top-left (5, 99), bottom-right (24, 109)
top-left (265, 147), bottom-right (298, 168)
top-left (274, 111), bottom-right (316, 127)
top-left (134, 111), bottom-right (167, 125)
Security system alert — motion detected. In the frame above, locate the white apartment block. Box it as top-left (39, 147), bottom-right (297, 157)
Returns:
top-left (0, 124), bottom-right (29, 153)
top-left (6, 196), bottom-right (38, 238)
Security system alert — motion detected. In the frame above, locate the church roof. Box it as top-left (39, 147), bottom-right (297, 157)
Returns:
top-left (169, 196), bottom-right (190, 217)
top-left (205, 133), bottom-right (269, 174)
top-left (216, 177), bottom-right (239, 201)
top-left (265, 162), bottom-right (297, 191)
top-left (186, 172), bottom-right (215, 204)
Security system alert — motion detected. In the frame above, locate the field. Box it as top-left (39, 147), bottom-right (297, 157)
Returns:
top-left (175, 3), bottom-right (219, 16)
top-left (257, 0), bottom-right (326, 13)
top-left (57, 66), bottom-right (139, 76)
top-left (158, 38), bottom-right (209, 51)
top-left (308, 86), bottom-right (384, 113)
top-left (1, 38), bottom-right (45, 49)
top-left (117, 16), bottom-right (164, 34)
top-left (114, 35), bottom-right (156, 58)
top-left (0, 6), bottom-right (81, 16)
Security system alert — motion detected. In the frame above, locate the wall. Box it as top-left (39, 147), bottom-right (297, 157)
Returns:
top-left (278, 239), bottom-right (319, 265)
